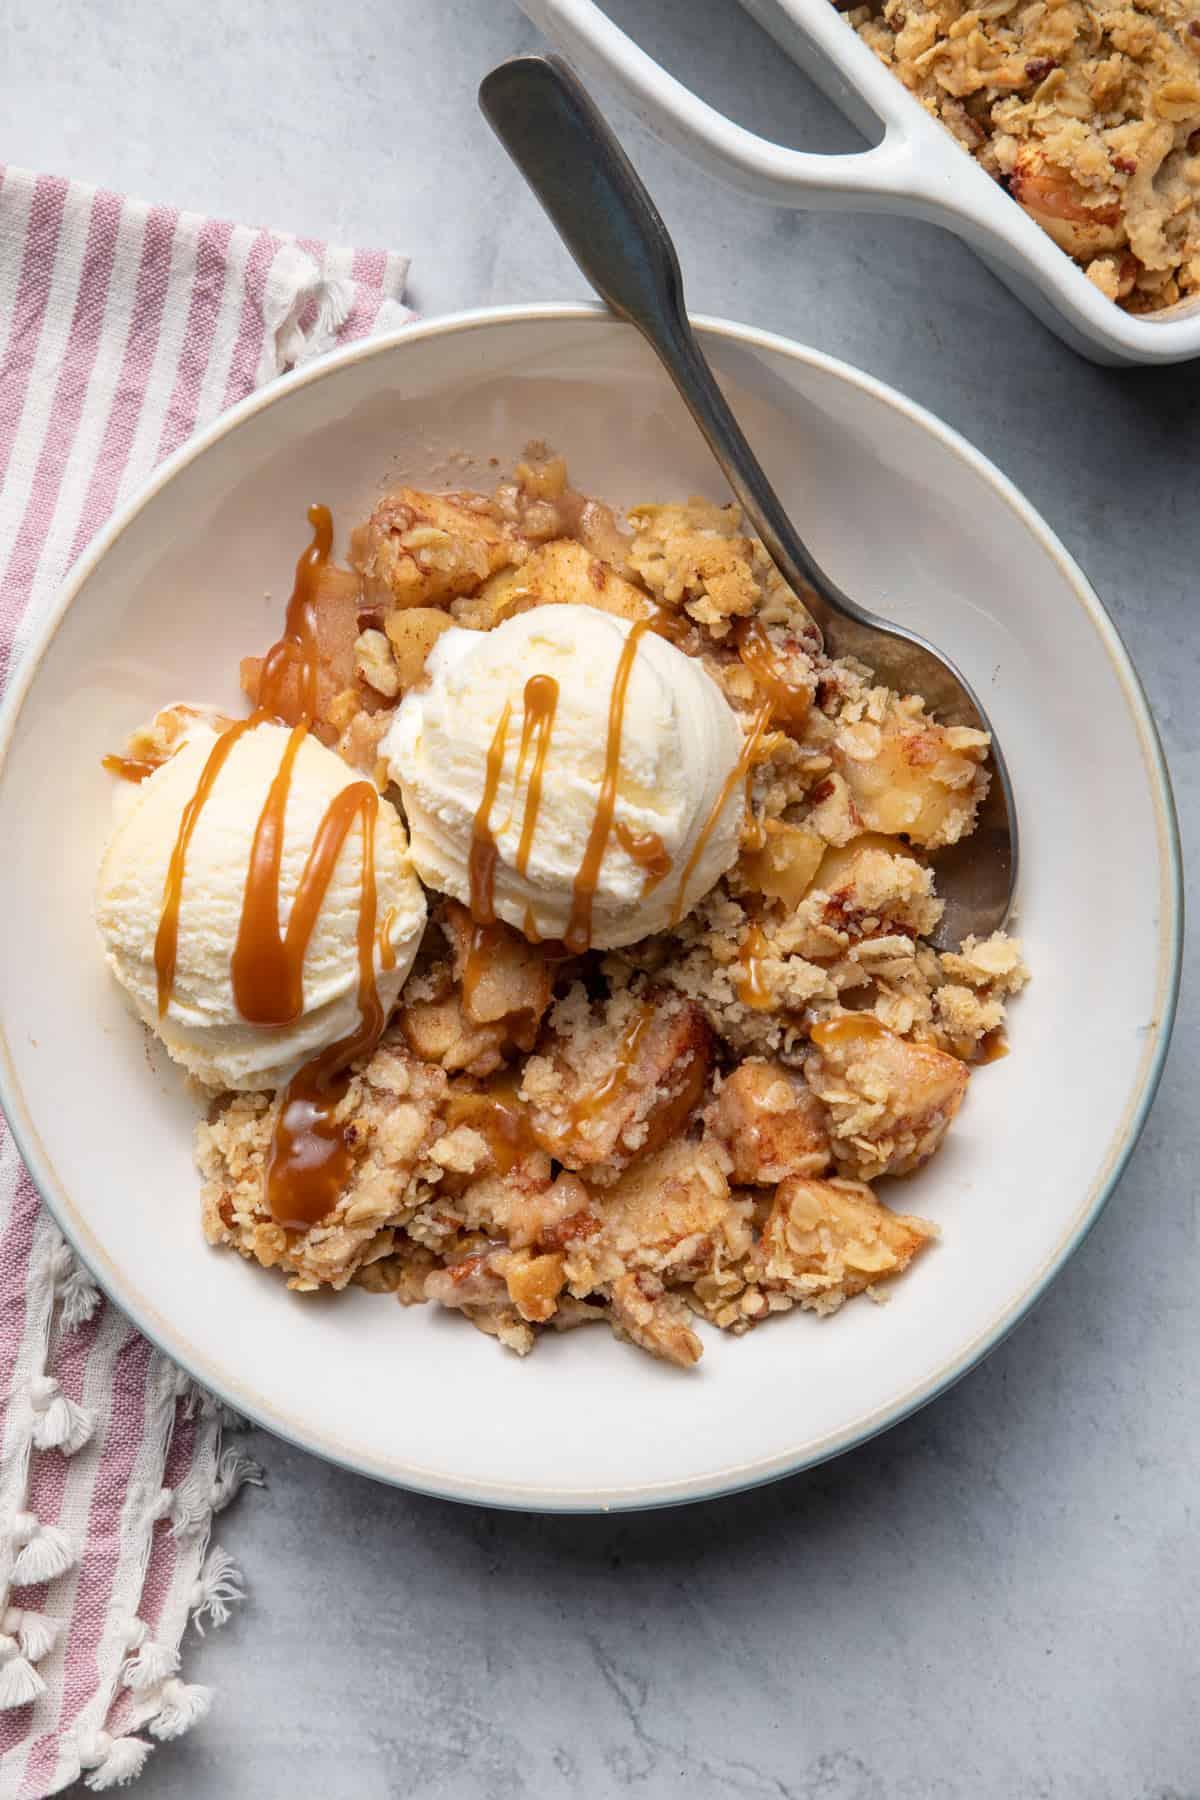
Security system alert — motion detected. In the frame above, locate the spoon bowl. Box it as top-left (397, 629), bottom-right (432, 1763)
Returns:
top-left (479, 54), bottom-right (1017, 947)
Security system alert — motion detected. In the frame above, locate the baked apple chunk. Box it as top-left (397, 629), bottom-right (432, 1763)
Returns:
top-left (520, 985), bottom-right (713, 1178)
top-left (756, 1175), bottom-right (935, 1314)
top-left (706, 1059), bottom-right (832, 1186)
top-left (804, 1017), bottom-right (968, 1182)
top-left (353, 487), bottom-right (521, 610)
top-left (832, 695), bottom-right (989, 850)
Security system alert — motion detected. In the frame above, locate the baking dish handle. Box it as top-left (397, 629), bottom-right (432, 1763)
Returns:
top-left (519, 0), bottom-right (924, 210)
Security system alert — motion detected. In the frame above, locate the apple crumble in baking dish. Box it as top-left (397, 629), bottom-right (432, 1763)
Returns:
top-left (835, 0), bottom-right (1200, 312)
top-left (96, 454), bottom-right (1027, 1367)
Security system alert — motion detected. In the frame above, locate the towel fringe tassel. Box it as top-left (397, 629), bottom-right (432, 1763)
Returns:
top-left (189, 1546), bottom-right (244, 1635)
top-left (77, 1729), bottom-right (151, 1791)
top-left (172, 1374), bottom-right (245, 1431)
top-left (209, 1447), bottom-right (264, 1514)
top-left (147, 1677), bottom-right (212, 1740)
top-left (2, 1605), bottom-right (58, 1662)
top-left (165, 1472), bottom-right (210, 1538)
top-left (52, 1247), bottom-right (101, 1331)
top-left (171, 1448), bottom-right (264, 1536)
top-left (0, 1635), bottom-right (45, 1708)
top-left (29, 1373), bottom-right (96, 1454)
top-left (121, 1639), bottom-right (179, 1694)
top-left (11, 1511), bottom-right (76, 1585)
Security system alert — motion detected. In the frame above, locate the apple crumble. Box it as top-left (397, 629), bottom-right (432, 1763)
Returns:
top-left (835, 0), bottom-right (1200, 313)
top-left (179, 453), bottom-right (1028, 1367)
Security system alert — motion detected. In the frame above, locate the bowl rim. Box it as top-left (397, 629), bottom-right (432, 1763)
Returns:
top-left (0, 301), bottom-right (1182, 1512)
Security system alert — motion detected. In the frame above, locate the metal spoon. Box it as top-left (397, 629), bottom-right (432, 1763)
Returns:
top-left (478, 54), bottom-right (1016, 947)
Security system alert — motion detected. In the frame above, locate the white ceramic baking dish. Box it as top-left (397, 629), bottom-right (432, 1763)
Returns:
top-left (520, 0), bottom-right (1200, 365)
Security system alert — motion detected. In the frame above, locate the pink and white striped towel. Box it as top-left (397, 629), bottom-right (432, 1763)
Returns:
top-left (0, 165), bottom-right (413, 1797)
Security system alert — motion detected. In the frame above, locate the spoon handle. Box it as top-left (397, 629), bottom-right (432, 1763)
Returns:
top-left (479, 53), bottom-right (855, 647)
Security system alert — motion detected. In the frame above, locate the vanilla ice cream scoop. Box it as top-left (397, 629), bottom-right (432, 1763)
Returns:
top-left (97, 714), bottom-right (426, 1090)
top-left (384, 603), bottom-right (747, 949)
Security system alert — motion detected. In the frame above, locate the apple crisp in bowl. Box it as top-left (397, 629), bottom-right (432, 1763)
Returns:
top-left (134, 451), bottom-right (1032, 1369)
top-left (835, 0), bottom-right (1200, 314)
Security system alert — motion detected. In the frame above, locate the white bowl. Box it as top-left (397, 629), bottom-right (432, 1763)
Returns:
top-left (522, 0), bottom-right (1200, 366)
top-left (0, 306), bottom-right (1180, 1511)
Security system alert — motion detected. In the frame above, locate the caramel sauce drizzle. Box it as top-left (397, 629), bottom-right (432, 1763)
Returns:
top-left (154, 503), bottom-right (389, 1229)
top-left (461, 677), bottom-right (557, 961)
top-left (733, 924), bottom-right (773, 1010)
top-left (444, 1074), bottom-right (536, 1176)
top-left (266, 783), bottom-right (381, 1229)
top-left (734, 617), bottom-right (812, 727)
top-left (378, 906), bottom-right (398, 973)
top-left (229, 721), bottom-right (310, 1024)
top-left (563, 1006), bottom-right (653, 1133)
top-left (811, 1013), bottom-right (893, 1050)
top-left (514, 674), bottom-right (558, 878)
top-left (153, 716), bottom-right (258, 1018)
top-left (234, 772), bottom-right (381, 1032)
top-left (976, 1028), bottom-right (1009, 1065)
top-left (671, 701), bottom-right (772, 926)
top-left (256, 502), bottom-right (332, 724)
top-left (739, 812), bottom-right (768, 853)
top-left (103, 754), bottom-right (160, 784)
top-left (564, 618), bottom-right (651, 955)
top-left (614, 820), bottom-right (671, 895)
top-left (468, 700), bottom-right (513, 925)
top-left (646, 604), bottom-right (685, 645)
top-left (518, 907), bottom-right (576, 961)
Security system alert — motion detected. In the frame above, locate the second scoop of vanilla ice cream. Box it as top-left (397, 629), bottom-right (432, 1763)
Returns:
top-left (384, 603), bottom-right (747, 948)
top-left (96, 715), bottom-right (427, 1091)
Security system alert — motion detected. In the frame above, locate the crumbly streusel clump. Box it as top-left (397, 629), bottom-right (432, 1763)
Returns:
top-left (837, 0), bottom-right (1200, 313)
top-left (198, 1037), bottom-right (448, 1291)
top-left (196, 457), bottom-right (1029, 1365)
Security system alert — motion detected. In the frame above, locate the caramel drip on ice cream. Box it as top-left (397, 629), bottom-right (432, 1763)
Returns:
top-left (565, 618), bottom-right (650, 955)
top-left (514, 674), bottom-right (558, 878)
top-left (614, 820), bottom-right (671, 895)
top-left (230, 721), bottom-right (310, 1024)
top-left (153, 716), bottom-right (259, 1018)
top-left (671, 701), bottom-right (772, 926)
top-left (378, 906), bottom-right (398, 972)
top-left (235, 771), bottom-right (380, 1033)
top-left (468, 701), bottom-right (513, 925)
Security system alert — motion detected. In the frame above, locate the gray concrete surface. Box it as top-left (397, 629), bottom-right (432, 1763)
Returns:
top-left (6, 0), bottom-right (1198, 1793)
